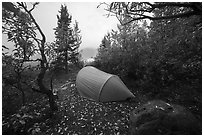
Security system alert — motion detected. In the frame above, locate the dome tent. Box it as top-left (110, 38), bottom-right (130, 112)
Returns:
top-left (76, 66), bottom-right (135, 102)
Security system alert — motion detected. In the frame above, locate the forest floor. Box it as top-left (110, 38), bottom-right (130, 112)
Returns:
top-left (2, 69), bottom-right (141, 135)
top-left (2, 68), bottom-right (202, 135)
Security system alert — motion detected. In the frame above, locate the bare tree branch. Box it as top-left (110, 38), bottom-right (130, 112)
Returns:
top-left (123, 10), bottom-right (198, 25)
top-left (28, 2), bottom-right (39, 13)
top-left (23, 58), bottom-right (41, 62)
top-left (104, 2), bottom-right (202, 25)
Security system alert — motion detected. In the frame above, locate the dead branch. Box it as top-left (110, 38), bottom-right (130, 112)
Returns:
top-left (105, 2), bottom-right (202, 25)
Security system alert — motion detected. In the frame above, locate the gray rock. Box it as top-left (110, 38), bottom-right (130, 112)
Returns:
top-left (129, 100), bottom-right (201, 135)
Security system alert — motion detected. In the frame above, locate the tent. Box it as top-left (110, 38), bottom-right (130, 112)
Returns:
top-left (76, 66), bottom-right (135, 102)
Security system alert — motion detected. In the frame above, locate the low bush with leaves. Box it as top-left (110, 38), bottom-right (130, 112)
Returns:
top-left (95, 12), bottom-right (201, 93)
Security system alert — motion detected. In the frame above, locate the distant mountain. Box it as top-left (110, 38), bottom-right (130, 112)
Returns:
top-left (23, 61), bottom-right (40, 67)
top-left (23, 47), bottom-right (98, 67)
top-left (80, 47), bottom-right (98, 60)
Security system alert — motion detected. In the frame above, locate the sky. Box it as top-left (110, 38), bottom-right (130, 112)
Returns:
top-left (5, 2), bottom-right (119, 49)
top-left (2, 2), bottom-right (120, 59)
top-left (32, 2), bottom-right (119, 50)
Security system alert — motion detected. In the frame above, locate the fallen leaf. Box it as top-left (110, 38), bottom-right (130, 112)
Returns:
top-left (19, 120), bottom-right (26, 125)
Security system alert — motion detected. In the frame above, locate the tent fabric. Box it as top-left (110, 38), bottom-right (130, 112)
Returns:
top-left (76, 66), bottom-right (135, 102)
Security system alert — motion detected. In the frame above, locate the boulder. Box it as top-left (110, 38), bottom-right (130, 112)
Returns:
top-left (129, 100), bottom-right (201, 135)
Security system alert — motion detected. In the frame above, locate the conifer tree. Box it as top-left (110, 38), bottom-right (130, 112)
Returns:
top-left (69, 20), bottom-right (82, 65)
top-left (54, 4), bottom-right (73, 73)
top-left (54, 5), bottom-right (81, 72)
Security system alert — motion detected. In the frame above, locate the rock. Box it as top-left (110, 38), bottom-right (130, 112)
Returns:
top-left (129, 100), bottom-right (201, 135)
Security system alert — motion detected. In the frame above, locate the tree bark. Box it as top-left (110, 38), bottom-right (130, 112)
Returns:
top-left (18, 84), bottom-right (25, 105)
top-left (36, 47), bottom-right (58, 112)
top-left (48, 93), bottom-right (58, 111)
top-left (64, 50), bottom-right (68, 74)
top-left (16, 72), bottom-right (25, 105)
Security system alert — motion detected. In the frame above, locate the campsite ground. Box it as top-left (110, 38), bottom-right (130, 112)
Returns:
top-left (2, 68), bottom-right (202, 135)
top-left (3, 68), bottom-right (139, 134)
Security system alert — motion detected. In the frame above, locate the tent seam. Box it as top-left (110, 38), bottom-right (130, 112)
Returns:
top-left (98, 75), bottom-right (116, 102)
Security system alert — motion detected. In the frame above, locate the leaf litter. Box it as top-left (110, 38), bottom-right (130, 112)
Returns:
top-left (2, 73), bottom-right (138, 135)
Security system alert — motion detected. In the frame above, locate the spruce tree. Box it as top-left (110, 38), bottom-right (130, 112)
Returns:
top-left (54, 5), bottom-right (81, 72)
top-left (54, 4), bottom-right (73, 73)
top-left (69, 20), bottom-right (82, 65)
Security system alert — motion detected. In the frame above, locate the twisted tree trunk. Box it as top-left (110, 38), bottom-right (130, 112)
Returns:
top-left (18, 2), bottom-right (58, 112)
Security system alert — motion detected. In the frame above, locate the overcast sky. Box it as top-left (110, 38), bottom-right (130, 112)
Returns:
top-left (2, 2), bottom-right (120, 59)
top-left (29, 2), bottom-right (118, 50)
